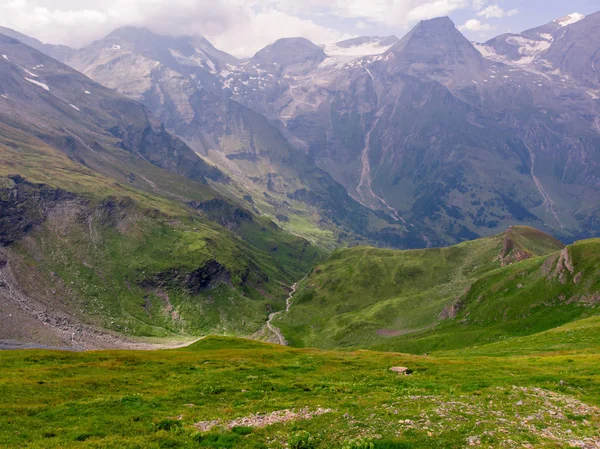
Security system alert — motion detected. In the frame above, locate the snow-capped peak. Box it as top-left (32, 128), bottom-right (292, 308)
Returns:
top-left (555, 13), bottom-right (585, 27)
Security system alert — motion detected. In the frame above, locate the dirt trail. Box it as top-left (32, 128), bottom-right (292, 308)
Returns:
top-left (266, 283), bottom-right (297, 346)
top-left (0, 337), bottom-right (204, 351)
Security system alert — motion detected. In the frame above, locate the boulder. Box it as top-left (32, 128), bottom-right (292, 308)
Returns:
top-left (389, 366), bottom-right (412, 375)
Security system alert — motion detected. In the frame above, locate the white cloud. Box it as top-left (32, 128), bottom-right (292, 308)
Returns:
top-left (477, 5), bottom-right (518, 19)
top-left (0, 0), bottom-right (350, 56)
top-left (458, 19), bottom-right (492, 32)
top-left (407, 0), bottom-right (472, 21)
top-left (272, 0), bottom-right (481, 27)
top-left (0, 0), bottom-right (506, 56)
top-left (211, 10), bottom-right (350, 57)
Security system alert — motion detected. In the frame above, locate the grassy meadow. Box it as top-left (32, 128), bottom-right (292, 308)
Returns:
top-left (1, 334), bottom-right (599, 448)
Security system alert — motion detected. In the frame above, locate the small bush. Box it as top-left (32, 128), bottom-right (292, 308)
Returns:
top-left (373, 441), bottom-right (413, 449)
top-left (73, 433), bottom-right (93, 442)
top-left (194, 432), bottom-right (239, 448)
top-left (289, 431), bottom-right (315, 449)
top-left (158, 439), bottom-right (182, 448)
top-left (232, 426), bottom-right (253, 435)
top-left (154, 419), bottom-right (182, 432)
top-left (343, 437), bottom-right (375, 449)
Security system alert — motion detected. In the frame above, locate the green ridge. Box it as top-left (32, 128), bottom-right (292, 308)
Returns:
top-left (276, 227), bottom-right (598, 352)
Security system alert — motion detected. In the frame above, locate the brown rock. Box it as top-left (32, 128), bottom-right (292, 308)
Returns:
top-left (390, 366), bottom-right (413, 375)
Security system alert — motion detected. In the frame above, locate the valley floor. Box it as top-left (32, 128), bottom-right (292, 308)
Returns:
top-left (1, 333), bottom-right (599, 449)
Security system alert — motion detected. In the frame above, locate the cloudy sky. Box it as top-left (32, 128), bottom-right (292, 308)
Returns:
top-left (0, 0), bottom-right (598, 57)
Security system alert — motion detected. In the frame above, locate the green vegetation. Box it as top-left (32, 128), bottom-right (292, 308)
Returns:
top-left (9, 200), bottom-right (318, 337)
top-left (0, 105), bottom-right (323, 340)
top-left (1, 335), bottom-right (599, 448)
top-left (276, 227), bottom-right (598, 353)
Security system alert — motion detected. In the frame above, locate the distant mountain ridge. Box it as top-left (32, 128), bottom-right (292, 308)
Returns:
top-left (2, 12), bottom-right (599, 247)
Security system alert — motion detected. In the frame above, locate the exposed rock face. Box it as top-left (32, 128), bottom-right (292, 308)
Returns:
top-left (483, 12), bottom-right (600, 89)
top-left (209, 15), bottom-right (599, 245)
top-left (140, 259), bottom-right (232, 294)
top-left (190, 198), bottom-right (254, 230)
top-left (439, 299), bottom-right (465, 320)
top-left (554, 248), bottom-right (575, 284)
top-left (0, 33), bottom-right (225, 186)
top-left (187, 260), bottom-right (232, 293)
top-left (42, 28), bottom-right (420, 248)
top-left (0, 176), bottom-right (76, 246)
top-left (387, 16), bottom-right (486, 85)
top-left (250, 38), bottom-right (326, 74)
top-left (499, 228), bottom-right (532, 267)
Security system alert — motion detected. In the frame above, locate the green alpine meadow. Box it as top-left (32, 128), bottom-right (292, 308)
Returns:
top-left (1, 6), bottom-right (599, 449)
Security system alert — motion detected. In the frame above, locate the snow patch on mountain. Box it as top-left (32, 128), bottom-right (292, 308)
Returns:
top-left (23, 68), bottom-right (38, 78)
top-left (506, 36), bottom-right (551, 58)
top-left (322, 37), bottom-right (397, 66)
top-left (24, 77), bottom-right (50, 91)
top-left (473, 43), bottom-right (499, 59)
top-left (555, 13), bottom-right (585, 27)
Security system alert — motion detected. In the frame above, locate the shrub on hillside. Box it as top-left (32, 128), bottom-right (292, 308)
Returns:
top-left (288, 431), bottom-right (315, 449)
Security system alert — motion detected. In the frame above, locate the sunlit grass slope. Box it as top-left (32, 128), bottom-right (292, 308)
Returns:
top-left (276, 227), bottom-right (598, 353)
top-left (0, 336), bottom-right (599, 448)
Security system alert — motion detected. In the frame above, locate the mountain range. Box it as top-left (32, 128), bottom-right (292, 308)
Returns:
top-left (0, 12), bottom-right (599, 349)
top-left (4, 13), bottom-right (596, 247)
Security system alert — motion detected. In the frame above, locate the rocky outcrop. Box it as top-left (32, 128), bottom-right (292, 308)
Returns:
top-left (189, 198), bottom-right (254, 230)
top-left (0, 176), bottom-right (76, 246)
top-left (108, 124), bottom-right (226, 184)
top-left (498, 228), bottom-right (532, 267)
top-left (554, 248), bottom-right (575, 284)
top-left (141, 259), bottom-right (232, 294)
top-left (390, 366), bottom-right (413, 375)
top-left (187, 260), bottom-right (232, 293)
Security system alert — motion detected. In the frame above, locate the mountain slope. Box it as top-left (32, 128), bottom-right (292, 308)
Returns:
top-left (480, 11), bottom-right (599, 90)
top-left (275, 226), bottom-right (599, 352)
top-left (0, 34), bottom-right (323, 349)
top-left (56, 28), bottom-right (422, 249)
top-left (5, 14), bottom-right (599, 247)
top-left (0, 34), bottom-right (224, 186)
top-left (221, 16), bottom-right (600, 245)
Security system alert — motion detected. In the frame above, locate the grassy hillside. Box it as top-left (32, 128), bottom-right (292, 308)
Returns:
top-left (0, 159), bottom-right (322, 346)
top-left (442, 315), bottom-right (600, 357)
top-left (0, 36), bottom-right (324, 347)
top-left (0, 336), bottom-right (599, 448)
top-left (0, 109), bottom-right (323, 346)
top-left (275, 227), bottom-right (599, 352)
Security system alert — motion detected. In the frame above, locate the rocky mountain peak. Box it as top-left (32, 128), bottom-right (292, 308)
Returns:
top-left (389, 16), bottom-right (482, 62)
top-left (386, 16), bottom-right (484, 82)
top-left (250, 37), bottom-right (326, 68)
top-left (91, 27), bottom-right (238, 66)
